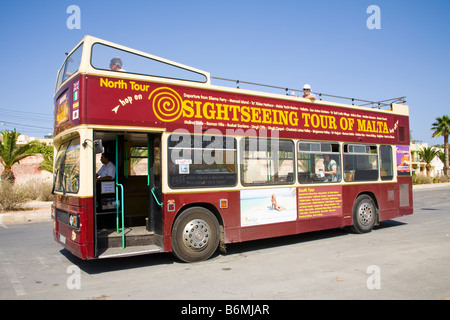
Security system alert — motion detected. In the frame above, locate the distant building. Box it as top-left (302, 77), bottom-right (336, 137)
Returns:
top-left (410, 141), bottom-right (444, 177)
top-left (16, 134), bottom-right (53, 147)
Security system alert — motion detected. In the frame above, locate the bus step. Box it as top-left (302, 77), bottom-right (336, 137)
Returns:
top-left (97, 245), bottom-right (163, 259)
top-left (97, 226), bottom-right (155, 248)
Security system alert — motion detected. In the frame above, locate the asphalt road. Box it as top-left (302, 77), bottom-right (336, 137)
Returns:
top-left (1, 187), bottom-right (449, 301)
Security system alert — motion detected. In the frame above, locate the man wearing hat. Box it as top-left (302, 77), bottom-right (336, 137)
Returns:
top-left (302, 84), bottom-right (316, 100)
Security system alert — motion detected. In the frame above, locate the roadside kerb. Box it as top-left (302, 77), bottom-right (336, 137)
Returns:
top-left (0, 201), bottom-right (52, 224)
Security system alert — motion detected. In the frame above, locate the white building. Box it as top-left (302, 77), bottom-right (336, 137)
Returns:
top-left (410, 141), bottom-right (444, 177)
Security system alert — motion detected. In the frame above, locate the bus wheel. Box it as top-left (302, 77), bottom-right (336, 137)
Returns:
top-left (171, 207), bottom-right (220, 262)
top-left (349, 195), bottom-right (377, 234)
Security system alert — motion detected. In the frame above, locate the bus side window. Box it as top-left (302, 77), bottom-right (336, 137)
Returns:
top-left (380, 145), bottom-right (394, 181)
top-left (297, 142), bottom-right (341, 184)
top-left (343, 144), bottom-right (378, 182)
top-left (168, 134), bottom-right (237, 188)
top-left (241, 138), bottom-right (294, 186)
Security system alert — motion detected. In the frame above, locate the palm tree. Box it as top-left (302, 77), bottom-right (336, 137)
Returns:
top-left (30, 141), bottom-right (53, 173)
top-left (417, 146), bottom-right (438, 177)
top-left (431, 115), bottom-right (450, 177)
top-left (0, 129), bottom-right (38, 183)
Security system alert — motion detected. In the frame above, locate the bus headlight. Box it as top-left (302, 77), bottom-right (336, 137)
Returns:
top-left (69, 213), bottom-right (80, 229)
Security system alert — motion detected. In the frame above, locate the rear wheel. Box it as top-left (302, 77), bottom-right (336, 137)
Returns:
top-left (349, 195), bottom-right (377, 234)
top-left (171, 207), bottom-right (220, 262)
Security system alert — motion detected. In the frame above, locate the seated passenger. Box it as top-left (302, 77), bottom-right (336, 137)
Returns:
top-left (96, 153), bottom-right (116, 181)
top-left (323, 154), bottom-right (337, 181)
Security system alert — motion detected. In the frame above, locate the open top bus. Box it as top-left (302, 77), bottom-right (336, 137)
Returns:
top-left (52, 35), bottom-right (413, 262)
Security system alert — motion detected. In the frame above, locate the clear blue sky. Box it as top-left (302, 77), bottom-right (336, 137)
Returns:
top-left (0, 0), bottom-right (449, 145)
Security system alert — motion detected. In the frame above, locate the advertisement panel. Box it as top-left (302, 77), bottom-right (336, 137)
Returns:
top-left (81, 76), bottom-right (406, 144)
top-left (241, 188), bottom-right (297, 227)
top-left (396, 145), bottom-right (411, 175)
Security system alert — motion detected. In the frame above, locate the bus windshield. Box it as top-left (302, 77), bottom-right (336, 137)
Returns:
top-left (56, 44), bottom-right (83, 90)
top-left (54, 137), bottom-right (80, 194)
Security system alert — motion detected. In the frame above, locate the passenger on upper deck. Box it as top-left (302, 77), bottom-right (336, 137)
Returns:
top-left (302, 84), bottom-right (316, 100)
top-left (110, 57), bottom-right (125, 71)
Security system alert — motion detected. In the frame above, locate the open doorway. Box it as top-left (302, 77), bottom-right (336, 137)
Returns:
top-left (93, 131), bottom-right (163, 257)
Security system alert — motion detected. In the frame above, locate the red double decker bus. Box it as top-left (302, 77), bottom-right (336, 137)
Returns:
top-left (52, 36), bottom-right (413, 262)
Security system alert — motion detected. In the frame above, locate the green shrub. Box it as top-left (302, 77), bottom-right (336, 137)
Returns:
top-left (0, 180), bottom-right (27, 211)
top-left (20, 178), bottom-right (54, 201)
top-left (416, 175), bottom-right (433, 184)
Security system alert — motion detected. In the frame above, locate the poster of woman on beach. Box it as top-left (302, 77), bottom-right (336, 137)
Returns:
top-left (240, 188), bottom-right (297, 227)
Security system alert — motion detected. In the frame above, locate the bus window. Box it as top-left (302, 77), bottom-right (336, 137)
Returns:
top-left (56, 44), bottom-right (83, 90)
top-left (241, 138), bottom-right (294, 186)
top-left (54, 137), bottom-right (81, 194)
top-left (91, 43), bottom-right (207, 83)
top-left (380, 145), bottom-right (394, 181)
top-left (129, 147), bottom-right (148, 176)
top-left (168, 134), bottom-right (237, 188)
top-left (298, 141), bottom-right (341, 183)
top-left (343, 144), bottom-right (378, 182)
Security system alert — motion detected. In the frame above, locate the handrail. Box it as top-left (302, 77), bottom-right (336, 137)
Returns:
top-left (116, 183), bottom-right (125, 249)
top-left (211, 76), bottom-right (406, 109)
top-left (115, 133), bottom-right (125, 249)
top-left (151, 187), bottom-right (163, 208)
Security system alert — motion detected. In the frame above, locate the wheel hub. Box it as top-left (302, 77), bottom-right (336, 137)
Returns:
top-left (182, 219), bottom-right (210, 251)
top-left (358, 203), bottom-right (373, 226)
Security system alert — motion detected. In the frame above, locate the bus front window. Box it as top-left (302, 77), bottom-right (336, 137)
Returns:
top-left (90, 43), bottom-right (207, 83)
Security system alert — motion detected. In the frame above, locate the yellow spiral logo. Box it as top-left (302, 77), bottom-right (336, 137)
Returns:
top-left (149, 87), bottom-right (183, 122)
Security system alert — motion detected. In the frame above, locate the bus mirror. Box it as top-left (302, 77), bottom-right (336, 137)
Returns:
top-left (94, 139), bottom-right (103, 154)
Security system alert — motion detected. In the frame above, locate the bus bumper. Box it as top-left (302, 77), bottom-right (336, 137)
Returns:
top-left (53, 221), bottom-right (89, 260)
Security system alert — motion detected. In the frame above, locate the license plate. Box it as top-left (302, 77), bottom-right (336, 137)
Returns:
top-left (59, 234), bottom-right (66, 244)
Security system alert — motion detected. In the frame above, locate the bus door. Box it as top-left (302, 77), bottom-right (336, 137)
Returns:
top-left (94, 131), bottom-right (163, 255)
top-left (146, 133), bottom-right (163, 237)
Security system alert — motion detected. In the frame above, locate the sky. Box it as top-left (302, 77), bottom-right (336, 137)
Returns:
top-left (0, 0), bottom-right (449, 145)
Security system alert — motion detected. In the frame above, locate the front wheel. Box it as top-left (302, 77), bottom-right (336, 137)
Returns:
top-left (171, 207), bottom-right (220, 262)
top-left (349, 195), bottom-right (377, 234)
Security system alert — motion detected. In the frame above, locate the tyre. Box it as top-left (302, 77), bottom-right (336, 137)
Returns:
top-left (349, 195), bottom-right (377, 234)
top-left (171, 207), bottom-right (220, 262)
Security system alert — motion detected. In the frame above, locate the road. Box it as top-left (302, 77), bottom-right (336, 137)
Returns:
top-left (1, 187), bottom-right (449, 302)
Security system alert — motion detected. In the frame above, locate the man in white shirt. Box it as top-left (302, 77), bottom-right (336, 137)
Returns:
top-left (96, 153), bottom-right (116, 181)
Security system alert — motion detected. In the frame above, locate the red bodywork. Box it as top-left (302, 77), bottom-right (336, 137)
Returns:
top-left (53, 74), bottom-right (413, 259)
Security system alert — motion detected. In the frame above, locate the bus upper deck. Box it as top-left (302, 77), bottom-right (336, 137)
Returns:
top-left (54, 35), bottom-right (409, 143)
